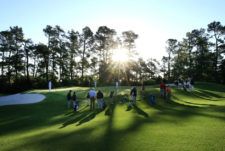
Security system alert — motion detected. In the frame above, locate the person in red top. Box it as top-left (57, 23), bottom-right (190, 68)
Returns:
top-left (160, 81), bottom-right (166, 97)
top-left (166, 85), bottom-right (172, 102)
top-left (141, 84), bottom-right (145, 97)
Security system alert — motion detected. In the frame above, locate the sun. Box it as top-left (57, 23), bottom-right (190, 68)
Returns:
top-left (112, 49), bottom-right (129, 62)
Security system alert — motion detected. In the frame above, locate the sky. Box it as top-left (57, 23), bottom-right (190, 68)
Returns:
top-left (1, 0), bottom-right (225, 61)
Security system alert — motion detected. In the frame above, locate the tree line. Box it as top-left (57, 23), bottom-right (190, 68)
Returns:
top-left (1, 21), bottom-right (224, 93)
top-left (0, 25), bottom-right (160, 93)
top-left (162, 21), bottom-right (225, 84)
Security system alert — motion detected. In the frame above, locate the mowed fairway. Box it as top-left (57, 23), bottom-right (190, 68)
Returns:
top-left (0, 83), bottom-right (225, 151)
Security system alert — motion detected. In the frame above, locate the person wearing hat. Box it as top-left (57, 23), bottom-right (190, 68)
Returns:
top-left (89, 88), bottom-right (96, 110)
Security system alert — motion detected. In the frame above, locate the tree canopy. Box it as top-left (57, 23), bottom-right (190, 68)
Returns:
top-left (0, 21), bottom-right (224, 93)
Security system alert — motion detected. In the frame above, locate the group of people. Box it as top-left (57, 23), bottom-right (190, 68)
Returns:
top-left (67, 90), bottom-right (79, 111)
top-left (67, 89), bottom-right (106, 111)
top-left (86, 88), bottom-right (106, 111)
top-left (160, 81), bottom-right (172, 102)
top-left (66, 79), bottom-right (194, 111)
top-left (66, 85), bottom-right (139, 111)
top-left (175, 78), bottom-right (195, 92)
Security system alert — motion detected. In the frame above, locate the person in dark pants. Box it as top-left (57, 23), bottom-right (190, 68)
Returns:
top-left (160, 81), bottom-right (166, 97)
top-left (89, 88), bottom-right (96, 111)
top-left (166, 85), bottom-right (172, 102)
top-left (130, 86), bottom-right (137, 105)
top-left (67, 90), bottom-right (72, 108)
top-left (97, 90), bottom-right (104, 109)
top-left (72, 92), bottom-right (78, 111)
top-left (110, 91), bottom-right (114, 104)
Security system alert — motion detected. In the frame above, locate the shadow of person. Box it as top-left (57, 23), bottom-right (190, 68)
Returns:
top-left (133, 105), bottom-right (149, 117)
top-left (105, 104), bottom-right (116, 116)
top-left (60, 110), bottom-right (91, 128)
top-left (126, 104), bottom-right (132, 111)
top-left (76, 111), bottom-right (97, 126)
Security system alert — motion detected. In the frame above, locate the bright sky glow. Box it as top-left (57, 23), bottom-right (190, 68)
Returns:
top-left (1, 0), bottom-right (225, 61)
top-left (112, 49), bottom-right (129, 63)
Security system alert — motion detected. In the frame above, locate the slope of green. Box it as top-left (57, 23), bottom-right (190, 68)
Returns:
top-left (0, 83), bottom-right (225, 151)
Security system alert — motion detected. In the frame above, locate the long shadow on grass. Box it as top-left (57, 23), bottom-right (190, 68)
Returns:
top-left (172, 95), bottom-right (216, 107)
top-left (2, 86), bottom-right (225, 151)
top-left (2, 88), bottom-right (151, 151)
top-left (192, 90), bottom-right (225, 101)
top-left (60, 90), bottom-right (128, 129)
top-left (133, 105), bottom-right (149, 117)
top-left (142, 89), bottom-right (225, 122)
top-left (60, 110), bottom-right (90, 128)
top-left (61, 106), bottom-right (105, 128)
top-left (196, 82), bottom-right (225, 93)
top-left (0, 92), bottom-right (71, 136)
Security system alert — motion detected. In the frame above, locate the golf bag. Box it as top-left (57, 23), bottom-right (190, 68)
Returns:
top-left (150, 93), bottom-right (156, 104)
top-left (73, 101), bottom-right (79, 111)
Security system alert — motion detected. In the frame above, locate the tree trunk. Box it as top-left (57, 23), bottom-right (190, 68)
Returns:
top-left (214, 38), bottom-right (218, 82)
top-left (26, 50), bottom-right (30, 82)
top-left (1, 51), bottom-right (5, 78)
top-left (168, 52), bottom-right (171, 82)
top-left (45, 59), bottom-right (49, 83)
top-left (81, 40), bottom-right (86, 81)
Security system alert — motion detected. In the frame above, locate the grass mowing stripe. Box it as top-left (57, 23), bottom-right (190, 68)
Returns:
top-left (0, 82), bottom-right (225, 151)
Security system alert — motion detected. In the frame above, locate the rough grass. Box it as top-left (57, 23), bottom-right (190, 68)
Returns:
top-left (0, 82), bottom-right (225, 151)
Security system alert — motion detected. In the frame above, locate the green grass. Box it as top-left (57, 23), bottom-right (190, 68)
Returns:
top-left (0, 82), bottom-right (225, 151)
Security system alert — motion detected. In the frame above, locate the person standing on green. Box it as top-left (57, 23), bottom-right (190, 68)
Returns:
top-left (72, 92), bottom-right (77, 111)
top-left (97, 90), bottom-right (104, 109)
top-left (89, 88), bottom-right (96, 111)
top-left (110, 91), bottom-right (114, 104)
top-left (130, 86), bottom-right (137, 105)
top-left (67, 90), bottom-right (72, 108)
top-left (166, 85), bottom-right (172, 102)
top-left (160, 81), bottom-right (166, 97)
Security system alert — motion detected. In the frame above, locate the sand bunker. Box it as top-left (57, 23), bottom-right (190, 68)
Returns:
top-left (0, 93), bottom-right (46, 106)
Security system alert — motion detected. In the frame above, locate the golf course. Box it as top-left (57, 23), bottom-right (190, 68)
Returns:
top-left (0, 82), bottom-right (224, 151)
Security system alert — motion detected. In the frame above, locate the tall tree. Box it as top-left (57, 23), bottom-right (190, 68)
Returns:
top-left (67, 30), bottom-right (79, 80)
top-left (35, 44), bottom-right (51, 82)
top-left (0, 30), bottom-right (11, 78)
top-left (191, 29), bottom-right (211, 80)
top-left (166, 39), bottom-right (177, 81)
top-left (9, 26), bottom-right (24, 83)
top-left (24, 39), bottom-right (34, 84)
top-left (161, 56), bottom-right (168, 79)
top-left (43, 25), bottom-right (58, 80)
top-left (79, 26), bottom-right (94, 81)
top-left (95, 26), bottom-right (117, 83)
top-left (207, 21), bottom-right (225, 82)
top-left (172, 41), bottom-right (189, 79)
top-left (95, 26), bottom-right (116, 63)
top-left (122, 31), bottom-right (138, 58)
top-left (55, 25), bottom-right (66, 80)
top-left (121, 31), bottom-right (138, 84)
top-left (184, 31), bottom-right (195, 76)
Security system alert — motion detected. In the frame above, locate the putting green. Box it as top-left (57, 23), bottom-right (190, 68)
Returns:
top-left (0, 82), bottom-right (224, 151)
